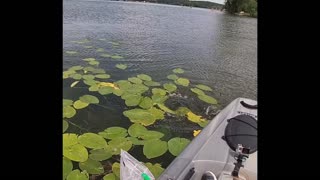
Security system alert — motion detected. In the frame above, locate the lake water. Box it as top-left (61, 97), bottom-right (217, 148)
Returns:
top-left (63, 0), bottom-right (257, 178)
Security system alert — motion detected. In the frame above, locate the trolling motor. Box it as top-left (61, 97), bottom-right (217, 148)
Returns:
top-left (231, 144), bottom-right (250, 177)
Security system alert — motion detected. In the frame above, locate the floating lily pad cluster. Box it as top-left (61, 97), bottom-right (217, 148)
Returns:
top-left (63, 39), bottom-right (219, 180)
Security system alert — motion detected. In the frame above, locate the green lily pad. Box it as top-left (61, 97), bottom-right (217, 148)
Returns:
top-left (63, 144), bottom-right (88, 162)
top-left (64, 70), bottom-right (76, 76)
top-left (147, 107), bottom-right (165, 120)
top-left (69, 66), bottom-right (83, 71)
top-left (89, 85), bottom-right (99, 92)
top-left (63, 73), bottom-right (69, 79)
top-left (111, 55), bottom-right (123, 59)
top-left (83, 66), bottom-right (95, 72)
top-left (70, 74), bottom-right (82, 80)
top-left (163, 83), bottom-right (177, 92)
top-left (108, 137), bottom-right (132, 155)
top-left (143, 139), bottom-right (168, 159)
top-left (186, 112), bottom-right (205, 123)
top-left (173, 68), bottom-right (184, 74)
top-left (112, 162), bottom-right (120, 178)
top-left (79, 158), bottom-right (104, 175)
top-left (167, 74), bottom-right (179, 80)
top-left (175, 107), bottom-right (191, 116)
top-left (190, 88), bottom-right (205, 95)
top-left (84, 46), bottom-right (93, 49)
top-left (63, 133), bottom-right (79, 147)
top-left (83, 58), bottom-right (96, 62)
top-left (98, 87), bottom-right (114, 95)
top-left (83, 79), bottom-right (97, 86)
top-left (128, 77), bottom-right (143, 84)
top-left (196, 84), bottom-right (213, 91)
top-left (89, 148), bottom-right (113, 161)
top-left (140, 131), bottom-right (164, 140)
top-left (115, 64), bottom-right (127, 70)
top-left (115, 80), bottom-right (132, 90)
top-left (92, 68), bottom-right (106, 74)
top-left (152, 88), bottom-right (167, 96)
top-left (63, 106), bottom-right (76, 118)
top-left (139, 97), bottom-right (153, 109)
top-left (168, 137), bottom-right (190, 156)
top-left (70, 81), bottom-right (80, 88)
top-left (78, 133), bottom-right (107, 149)
top-left (82, 75), bottom-right (95, 80)
top-left (66, 170), bottom-right (89, 180)
top-left (124, 94), bottom-right (142, 106)
top-left (175, 78), bottom-right (190, 86)
top-left (96, 48), bottom-right (105, 52)
top-left (95, 74), bottom-right (110, 79)
top-left (89, 61), bottom-right (100, 66)
top-left (103, 173), bottom-right (116, 180)
top-left (100, 53), bottom-right (111, 57)
top-left (100, 127), bottom-right (128, 139)
top-left (126, 84), bottom-right (149, 94)
top-left (63, 120), bottom-right (69, 133)
top-left (143, 81), bottom-right (161, 87)
top-left (126, 137), bottom-right (145, 145)
top-left (63, 157), bottom-right (73, 180)
top-left (197, 95), bottom-right (218, 104)
top-left (151, 94), bottom-right (168, 104)
top-left (128, 123), bottom-right (148, 137)
top-left (137, 74), bottom-right (152, 81)
top-left (123, 108), bottom-right (156, 126)
top-left (63, 99), bottom-right (74, 107)
top-left (145, 163), bottom-right (164, 179)
top-left (198, 120), bottom-right (209, 127)
top-left (66, 51), bottom-right (78, 55)
top-left (73, 100), bottom-right (89, 109)
top-left (112, 89), bottom-right (124, 96)
top-left (110, 42), bottom-right (120, 46)
top-left (79, 95), bottom-right (99, 104)
top-left (156, 104), bottom-right (176, 114)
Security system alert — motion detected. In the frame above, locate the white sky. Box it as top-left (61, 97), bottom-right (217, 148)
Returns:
top-left (189, 0), bottom-right (225, 5)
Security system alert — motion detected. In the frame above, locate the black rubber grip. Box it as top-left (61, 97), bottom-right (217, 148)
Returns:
top-left (240, 101), bottom-right (257, 109)
top-left (183, 167), bottom-right (195, 180)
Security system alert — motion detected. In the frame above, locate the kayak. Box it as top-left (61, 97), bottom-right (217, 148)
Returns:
top-left (158, 97), bottom-right (257, 180)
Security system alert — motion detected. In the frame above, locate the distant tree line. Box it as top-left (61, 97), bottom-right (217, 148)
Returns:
top-left (224, 0), bottom-right (257, 17)
top-left (127, 0), bottom-right (224, 9)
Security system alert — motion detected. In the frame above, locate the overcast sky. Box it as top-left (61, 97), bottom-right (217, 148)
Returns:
top-left (190, 0), bottom-right (225, 5)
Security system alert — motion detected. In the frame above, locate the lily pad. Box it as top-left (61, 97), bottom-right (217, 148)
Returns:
top-left (70, 81), bottom-right (79, 88)
top-left (63, 120), bottom-right (69, 133)
top-left (115, 80), bottom-right (132, 90)
top-left (197, 95), bottom-right (218, 104)
top-left (69, 66), bottom-right (83, 71)
top-left (196, 84), bottom-right (213, 91)
top-left (126, 84), bottom-right (149, 94)
top-left (168, 137), bottom-right (190, 156)
top-left (156, 104), bottom-right (176, 114)
top-left (167, 74), bottom-right (179, 80)
top-left (66, 51), bottom-right (78, 55)
top-left (83, 58), bottom-right (96, 62)
top-left (143, 139), bottom-right (168, 159)
top-left (63, 157), bottom-right (73, 180)
top-left (71, 74), bottom-right (82, 80)
top-left (100, 53), bottom-right (111, 57)
top-left (128, 77), bottom-right (143, 84)
top-left (89, 85), bottom-right (99, 92)
top-left (79, 158), bottom-right (104, 175)
top-left (126, 137), bottom-right (145, 145)
top-left (79, 95), bottom-right (99, 104)
top-left (108, 137), bottom-right (132, 155)
top-left (89, 148), bottom-right (113, 161)
top-left (145, 163), bottom-right (164, 179)
top-left (163, 83), bottom-right (177, 92)
top-left (147, 107), bottom-right (165, 120)
top-left (92, 68), bottom-right (106, 74)
top-left (95, 74), bottom-right (110, 79)
top-left (124, 94), bottom-right (142, 106)
top-left (143, 81), bottom-right (161, 87)
top-left (152, 88), bottom-right (167, 96)
top-left (103, 173), bottom-right (116, 180)
top-left (137, 74), bottom-right (152, 81)
top-left (73, 100), bottom-right (89, 109)
top-left (63, 144), bottom-right (88, 162)
top-left (66, 170), bottom-right (89, 180)
top-left (112, 162), bottom-right (120, 178)
top-left (187, 112), bottom-right (205, 123)
top-left (190, 88), bottom-right (205, 95)
top-left (111, 55), bottom-right (123, 59)
top-left (63, 99), bottom-right (74, 107)
top-left (198, 120), bottom-right (209, 128)
top-left (64, 70), bottom-right (76, 76)
top-left (112, 89), bottom-right (124, 96)
top-left (63, 106), bottom-right (76, 118)
top-left (83, 79), bottom-right (97, 86)
top-left (89, 61), bottom-right (100, 66)
top-left (84, 46), bottom-right (93, 49)
top-left (78, 133), bottom-right (107, 149)
top-left (140, 131), bottom-right (164, 140)
top-left (175, 107), bottom-right (191, 116)
top-left (173, 68), bottom-right (184, 74)
top-left (98, 87), bottom-right (114, 95)
top-left (151, 94), bottom-right (168, 104)
top-left (123, 109), bottom-right (156, 126)
top-left (128, 123), bottom-right (148, 137)
top-left (63, 133), bottom-right (79, 147)
top-left (82, 75), bottom-right (95, 80)
top-left (96, 48), bottom-right (105, 52)
top-left (139, 97), bottom-right (153, 109)
top-left (175, 78), bottom-right (190, 86)
top-left (83, 66), bottom-right (95, 72)
top-left (100, 127), bottom-right (128, 139)
top-left (115, 64), bottom-right (127, 70)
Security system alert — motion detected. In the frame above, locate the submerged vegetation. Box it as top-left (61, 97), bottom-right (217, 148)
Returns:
top-left (63, 39), bottom-right (220, 180)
